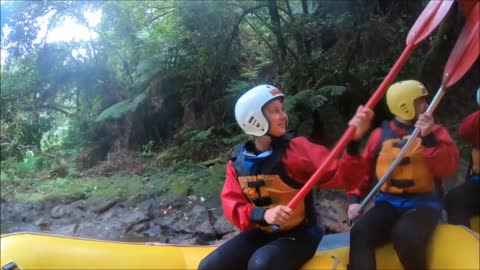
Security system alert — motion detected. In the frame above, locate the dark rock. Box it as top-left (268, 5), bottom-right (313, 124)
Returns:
top-left (69, 200), bottom-right (88, 211)
top-left (32, 202), bottom-right (45, 211)
top-left (130, 221), bottom-right (149, 233)
top-left (51, 205), bottom-right (70, 219)
top-left (138, 198), bottom-right (154, 213)
top-left (100, 208), bottom-right (117, 221)
top-left (54, 224), bottom-right (78, 236)
top-left (120, 195), bottom-right (141, 209)
top-left (94, 199), bottom-right (119, 214)
top-left (34, 218), bottom-right (50, 227)
top-left (141, 223), bottom-right (161, 238)
top-left (195, 220), bottom-right (216, 237)
top-left (171, 234), bottom-right (198, 245)
top-left (213, 215), bottom-right (235, 235)
top-left (76, 219), bottom-right (125, 240)
top-left (121, 211), bottom-right (149, 226)
top-left (211, 230), bottom-right (240, 245)
top-left (6, 223), bottom-right (40, 233)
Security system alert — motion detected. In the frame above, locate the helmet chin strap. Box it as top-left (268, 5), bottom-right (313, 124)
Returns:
top-left (268, 133), bottom-right (284, 140)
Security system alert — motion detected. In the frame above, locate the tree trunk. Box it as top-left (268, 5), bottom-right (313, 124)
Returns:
top-left (301, 0), bottom-right (312, 58)
top-left (267, 0), bottom-right (287, 62)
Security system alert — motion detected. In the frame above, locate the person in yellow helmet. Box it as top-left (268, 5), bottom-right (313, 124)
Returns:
top-left (346, 80), bottom-right (460, 270)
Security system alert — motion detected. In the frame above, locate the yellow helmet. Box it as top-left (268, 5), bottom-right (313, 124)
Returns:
top-left (386, 80), bottom-right (428, 120)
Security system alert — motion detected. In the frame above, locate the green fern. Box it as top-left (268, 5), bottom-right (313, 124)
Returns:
top-left (317, 85), bottom-right (348, 96)
top-left (225, 80), bottom-right (253, 95)
top-left (95, 93), bottom-right (147, 122)
top-left (284, 89), bottom-right (317, 112)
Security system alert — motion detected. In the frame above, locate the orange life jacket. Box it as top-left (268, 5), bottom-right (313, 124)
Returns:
top-left (232, 135), bottom-right (312, 232)
top-left (237, 174), bottom-right (305, 232)
top-left (376, 122), bottom-right (436, 194)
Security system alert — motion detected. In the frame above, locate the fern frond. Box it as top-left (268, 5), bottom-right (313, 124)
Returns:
top-left (95, 93), bottom-right (147, 123)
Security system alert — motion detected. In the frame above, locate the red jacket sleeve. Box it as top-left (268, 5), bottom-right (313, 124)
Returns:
top-left (459, 110), bottom-right (480, 147)
top-left (282, 136), bottom-right (367, 190)
top-left (422, 125), bottom-right (460, 178)
top-left (346, 128), bottom-right (382, 201)
top-left (221, 161), bottom-right (256, 232)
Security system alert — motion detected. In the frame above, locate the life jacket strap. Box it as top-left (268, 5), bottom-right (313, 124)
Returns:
top-left (252, 197), bottom-right (272, 206)
top-left (390, 179), bottom-right (415, 188)
top-left (398, 156), bottom-right (411, 166)
top-left (247, 180), bottom-right (266, 188)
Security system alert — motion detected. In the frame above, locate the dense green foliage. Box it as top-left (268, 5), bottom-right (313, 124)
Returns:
top-left (1, 0), bottom-right (478, 201)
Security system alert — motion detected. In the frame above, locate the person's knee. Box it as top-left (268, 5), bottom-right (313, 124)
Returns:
top-left (198, 252), bottom-right (222, 270)
top-left (248, 246), bottom-right (279, 270)
top-left (445, 187), bottom-right (465, 210)
top-left (392, 223), bottom-right (425, 254)
top-left (350, 222), bottom-right (372, 244)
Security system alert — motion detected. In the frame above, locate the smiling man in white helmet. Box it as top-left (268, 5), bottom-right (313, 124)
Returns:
top-left (199, 84), bottom-right (374, 270)
top-left (346, 80), bottom-right (460, 270)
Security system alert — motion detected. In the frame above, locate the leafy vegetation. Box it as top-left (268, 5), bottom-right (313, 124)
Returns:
top-left (1, 0), bottom-right (478, 203)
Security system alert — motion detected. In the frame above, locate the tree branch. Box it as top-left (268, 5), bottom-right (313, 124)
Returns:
top-left (37, 104), bottom-right (75, 116)
top-left (244, 19), bottom-right (278, 55)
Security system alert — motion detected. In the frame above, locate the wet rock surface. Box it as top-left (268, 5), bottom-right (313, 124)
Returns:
top-left (1, 166), bottom-right (464, 244)
top-left (1, 195), bottom-right (236, 245)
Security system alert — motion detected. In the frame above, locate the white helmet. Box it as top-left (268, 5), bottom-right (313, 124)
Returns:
top-left (235, 84), bottom-right (285, 136)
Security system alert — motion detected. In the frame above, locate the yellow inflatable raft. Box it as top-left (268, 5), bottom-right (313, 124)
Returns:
top-left (1, 224), bottom-right (478, 270)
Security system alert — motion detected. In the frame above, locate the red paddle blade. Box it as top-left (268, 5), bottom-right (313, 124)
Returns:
top-left (407, 0), bottom-right (454, 46)
top-left (443, 1), bottom-right (480, 87)
top-left (365, 0), bottom-right (455, 109)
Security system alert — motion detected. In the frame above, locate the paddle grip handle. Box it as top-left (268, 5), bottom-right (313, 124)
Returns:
top-left (346, 206), bottom-right (365, 227)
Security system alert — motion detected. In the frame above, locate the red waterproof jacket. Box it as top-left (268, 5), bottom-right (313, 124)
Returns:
top-left (222, 136), bottom-right (367, 231)
top-left (459, 110), bottom-right (480, 147)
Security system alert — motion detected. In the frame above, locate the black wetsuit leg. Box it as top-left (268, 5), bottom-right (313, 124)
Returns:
top-left (198, 228), bottom-right (270, 270)
top-left (198, 225), bottom-right (322, 270)
top-left (445, 180), bottom-right (480, 229)
top-left (247, 225), bottom-right (322, 270)
top-left (391, 206), bottom-right (440, 270)
top-left (348, 202), bottom-right (398, 270)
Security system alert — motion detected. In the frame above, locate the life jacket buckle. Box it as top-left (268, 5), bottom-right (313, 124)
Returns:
top-left (247, 180), bottom-right (266, 188)
top-left (398, 156), bottom-right (411, 166)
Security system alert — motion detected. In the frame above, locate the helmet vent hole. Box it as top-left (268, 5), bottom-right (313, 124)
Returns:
top-left (400, 104), bottom-right (409, 113)
top-left (248, 116), bottom-right (254, 124)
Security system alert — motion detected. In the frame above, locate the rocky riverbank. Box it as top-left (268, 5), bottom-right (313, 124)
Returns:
top-left (1, 161), bottom-right (466, 244)
top-left (1, 190), bottom-right (355, 244)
